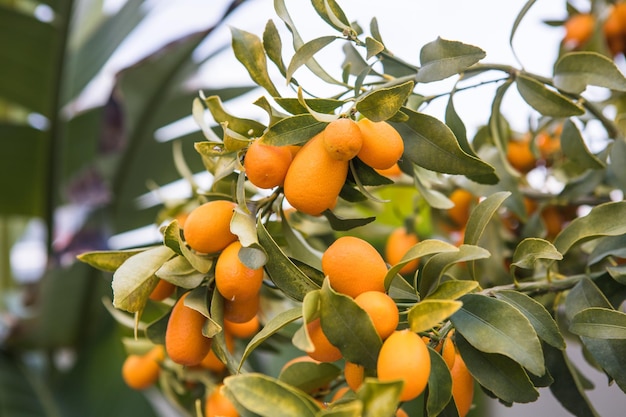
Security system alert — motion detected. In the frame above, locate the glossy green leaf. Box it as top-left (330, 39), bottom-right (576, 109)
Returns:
top-left (413, 166), bottom-right (456, 210)
top-left (445, 92), bottom-right (476, 157)
top-left (224, 373), bottom-right (321, 417)
top-left (231, 27), bottom-right (281, 97)
top-left (553, 201), bottom-right (626, 255)
top-left (155, 255), bottom-right (205, 289)
top-left (395, 108), bottom-right (498, 184)
top-left (112, 246), bottom-right (175, 313)
top-left (232, 206), bottom-right (268, 269)
top-left (544, 343), bottom-right (601, 417)
top-left (357, 379), bottom-right (403, 417)
top-left (204, 95), bottom-right (266, 137)
top-left (384, 239), bottom-right (459, 289)
top-left (587, 235), bottom-right (626, 265)
top-left (322, 209), bottom-right (376, 231)
top-left (408, 299), bottom-right (463, 333)
top-left (239, 307), bottom-right (302, 370)
top-left (554, 52), bottom-right (626, 94)
top-left (261, 113), bottom-right (326, 146)
top-left (606, 265), bottom-right (626, 285)
top-left (426, 347), bottom-right (453, 417)
top-left (279, 360), bottom-right (341, 393)
top-left (320, 400), bottom-right (363, 416)
top-left (570, 307), bottom-right (626, 339)
top-left (319, 280), bottom-right (382, 368)
top-left (264, 19), bottom-right (287, 76)
top-left (280, 210), bottom-right (324, 270)
top-left (455, 333), bottom-right (539, 404)
top-left (424, 280), bottom-right (480, 300)
top-left (356, 80), bottom-right (414, 122)
top-left (275, 97), bottom-right (345, 115)
top-left (511, 238), bottom-right (563, 269)
top-left (286, 36), bottom-right (338, 83)
top-left (494, 290), bottom-right (566, 349)
top-left (463, 191), bottom-right (510, 245)
top-left (419, 245), bottom-right (489, 297)
top-left (516, 73), bottom-right (584, 117)
top-left (76, 248), bottom-right (144, 273)
top-left (416, 37), bottom-right (486, 83)
top-left (210, 289), bottom-right (241, 374)
top-left (560, 119), bottom-right (605, 169)
top-left (450, 293), bottom-right (545, 376)
top-left (257, 218), bottom-right (320, 301)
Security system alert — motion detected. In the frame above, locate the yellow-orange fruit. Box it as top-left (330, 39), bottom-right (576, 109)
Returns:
top-left (223, 294), bottom-right (260, 324)
top-left (563, 13), bottom-right (595, 48)
top-left (354, 291), bottom-right (399, 340)
top-left (323, 118), bottom-right (363, 161)
top-left (198, 332), bottom-right (234, 373)
top-left (423, 334), bottom-right (456, 370)
top-left (356, 118), bottom-right (404, 170)
top-left (283, 133), bottom-right (349, 216)
top-left (205, 384), bottom-right (239, 417)
top-left (306, 318), bottom-right (343, 362)
top-left (331, 386), bottom-right (351, 402)
top-left (396, 409), bottom-right (409, 417)
top-left (343, 361), bottom-right (365, 392)
top-left (183, 200), bottom-right (237, 254)
top-left (121, 345), bottom-right (165, 390)
top-left (603, 4), bottom-right (626, 55)
top-left (149, 279), bottom-right (176, 301)
top-left (385, 227), bottom-right (419, 275)
top-left (450, 353), bottom-right (474, 417)
top-left (224, 315), bottom-right (260, 339)
top-left (375, 163), bottom-right (403, 178)
top-left (322, 236), bottom-right (388, 298)
top-left (215, 241), bottom-right (264, 302)
top-left (244, 140), bottom-right (293, 189)
top-left (447, 189), bottom-right (477, 228)
top-left (377, 329), bottom-right (431, 402)
top-left (165, 292), bottom-right (213, 366)
top-left (506, 137), bottom-right (536, 174)
top-left (541, 205), bottom-right (565, 239)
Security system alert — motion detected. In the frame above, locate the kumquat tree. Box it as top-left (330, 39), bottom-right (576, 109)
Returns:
top-left (75, 1), bottom-right (626, 416)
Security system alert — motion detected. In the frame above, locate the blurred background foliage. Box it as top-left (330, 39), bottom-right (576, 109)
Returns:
top-left (0, 0), bottom-right (258, 415)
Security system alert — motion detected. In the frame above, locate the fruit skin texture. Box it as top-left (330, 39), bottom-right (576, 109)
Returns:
top-left (322, 236), bottom-right (388, 298)
top-left (354, 291), bottom-right (399, 340)
top-left (306, 318), bottom-right (343, 362)
top-left (215, 241), bottom-right (264, 302)
top-left (447, 189), bottom-right (477, 229)
top-left (385, 227), bottom-right (419, 275)
top-left (121, 345), bottom-right (165, 390)
top-left (223, 295), bottom-right (260, 324)
top-left (224, 314), bottom-right (260, 339)
top-left (450, 353), bottom-right (474, 417)
top-left (205, 384), bottom-right (239, 417)
top-left (244, 140), bottom-right (293, 189)
top-left (283, 133), bottom-right (349, 216)
top-left (563, 13), bottom-right (595, 48)
top-left (356, 118), bottom-right (404, 170)
top-left (183, 200), bottom-right (237, 254)
top-left (344, 361), bottom-right (365, 391)
top-left (323, 118), bottom-right (363, 161)
top-left (376, 329), bottom-right (431, 402)
top-left (506, 137), bottom-right (536, 174)
top-left (165, 292), bottom-right (213, 366)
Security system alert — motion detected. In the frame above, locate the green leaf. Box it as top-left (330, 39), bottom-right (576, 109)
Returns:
top-left (365, 36), bottom-right (385, 59)
top-left (544, 343), bottom-right (602, 417)
top-left (261, 113), bottom-right (326, 146)
top-left (553, 201), bottom-right (626, 255)
top-left (463, 191), bottom-right (510, 245)
top-left (357, 379), bottom-right (403, 417)
top-left (587, 234), bottom-right (626, 265)
top-left (553, 52), bottom-right (626, 94)
top-left (224, 373), bottom-right (321, 417)
top-left (511, 238), bottom-right (563, 269)
top-left (320, 400), bottom-right (363, 416)
top-left (154, 255), bottom-right (205, 289)
top-left (275, 97), bottom-right (345, 115)
top-left (450, 293), bottom-right (545, 376)
top-left (416, 37), bottom-right (486, 83)
top-left (419, 245), bottom-right (489, 297)
top-left (257, 218), bottom-right (320, 301)
top-left (311, 0), bottom-right (352, 32)
top-left (239, 307), bottom-right (302, 370)
top-left (322, 209), bottom-right (376, 231)
top-left (515, 73), bottom-right (584, 117)
top-left (264, 19), bottom-right (287, 76)
top-left (356, 80), bottom-right (414, 122)
top-left (384, 239), bottom-right (459, 290)
top-left (426, 347), bottom-right (453, 417)
top-left (395, 108), bottom-right (498, 184)
top-left (232, 206), bottom-right (268, 269)
top-left (112, 246), bottom-right (175, 313)
top-left (570, 307), bottom-right (626, 339)
top-left (204, 95), bottom-right (266, 137)
top-left (319, 280), bottom-right (382, 368)
top-left (494, 290), bottom-right (566, 349)
top-left (455, 333), bottom-right (539, 404)
top-left (76, 248), bottom-right (145, 272)
top-left (408, 299), bottom-right (463, 333)
top-left (606, 265), bottom-right (626, 285)
top-left (286, 36), bottom-right (338, 83)
top-left (560, 119), bottom-right (606, 170)
top-left (424, 280), bottom-right (480, 300)
top-left (231, 27), bottom-right (281, 97)
top-left (279, 360), bottom-right (341, 393)
top-left (162, 220), bottom-right (213, 273)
